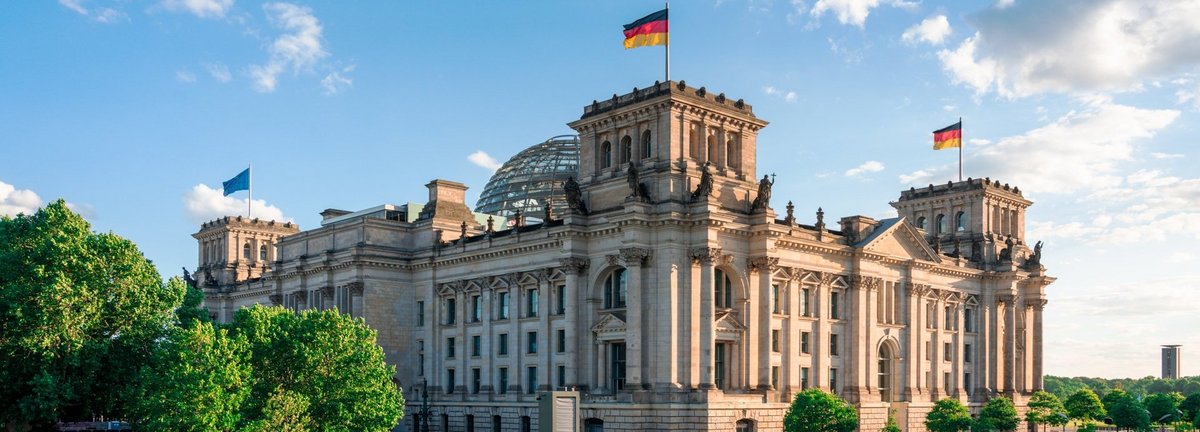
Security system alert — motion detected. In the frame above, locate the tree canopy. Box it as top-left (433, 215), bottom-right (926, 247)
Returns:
top-left (1143, 392), bottom-right (1184, 424)
top-left (1106, 390), bottom-right (1150, 431)
top-left (1065, 388), bottom-right (1107, 423)
top-left (1180, 393), bottom-right (1200, 423)
top-left (977, 397), bottom-right (1021, 432)
top-left (0, 201), bottom-right (184, 427)
top-left (783, 389), bottom-right (859, 432)
top-left (1027, 391), bottom-right (1069, 429)
top-left (1046, 375), bottom-right (1200, 402)
top-left (925, 398), bottom-right (974, 432)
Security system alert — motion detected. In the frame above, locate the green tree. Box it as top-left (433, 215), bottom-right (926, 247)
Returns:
top-left (783, 388), bottom-right (859, 432)
top-left (1180, 393), bottom-right (1200, 423)
top-left (1145, 392), bottom-right (1186, 424)
top-left (976, 397), bottom-right (1021, 432)
top-left (926, 398), bottom-right (974, 432)
top-left (128, 322), bottom-right (251, 431)
top-left (1027, 391), bottom-right (1069, 431)
top-left (1108, 391), bottom-right (1151, 431)
top-left (243, 387), bottom-right (313, 432)
top-left (0, 201), bottom-right (184, 428)
top-left (1105, 389), bottom-right (1133, 415)
top-left (882, 409), bottom-right (902, 432)
top-left (231, 306), bottom-right (405, 431)
top-left (1066, 389), bottom-right (1108, 424)
top-left (174, 276), bottom-right (213, 328)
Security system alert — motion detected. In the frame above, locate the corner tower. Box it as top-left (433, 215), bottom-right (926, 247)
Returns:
top-left (891, 178), bottom-right (1033, 263)
top-left (192, 216), bottom-right (299, 288)
top-left (567, 81), bottom-right (768, 212)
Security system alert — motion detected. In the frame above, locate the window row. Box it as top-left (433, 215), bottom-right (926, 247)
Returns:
top-left (599, 130), bottom-right (654, 169)
top-left (418, 285), bottom-right (567, 326)
top-left (924, 303), bottom-right (977, 332)
top-left (427, 330), bottom-right (569, 361)
top-left (915, 211), bottom-right (968, 234)
top-left (441, 364), bottom-right (568, 395)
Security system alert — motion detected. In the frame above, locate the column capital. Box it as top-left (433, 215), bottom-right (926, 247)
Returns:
top-left (1025, 298), bottom-right (1047, 311)
top-left (608, 247), bottom-right (651, 267)
top-left (689, 246), bottom-right (723, 264)
top-left (907, 283), bottom-right (932, 297)
top-left (851, 274), bottom-right (882, 291)
top-left (557, 257), bottom-right (590, 275)
top-left (746, 256), bottom-right (779, 273)
top-left (996, 293), bottom-right (1015, 305)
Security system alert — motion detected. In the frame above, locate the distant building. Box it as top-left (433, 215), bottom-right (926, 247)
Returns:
top-left (1163, 345), bottom-right (1182, 379)
top-left (195, 81), bottom-right (1056, 432)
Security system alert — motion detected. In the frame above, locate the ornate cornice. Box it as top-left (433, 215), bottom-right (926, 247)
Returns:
top-left (1025, 298), bottom-right (1048, 310)
top-left (996, 293), bottom-right (1015, 305)
top-left (746, 256), bottom-right (780, 273)
top-left (689, 247), bottom-right (723, 264)
top-left (851, 275), bottom-right (883, 291)
top-left (558, 257), bottom-right (589, 275)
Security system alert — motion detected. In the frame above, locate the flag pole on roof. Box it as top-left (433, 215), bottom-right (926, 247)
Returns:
top-left (623, 5), bottom-right (670, 81)
top-left (932, 119), bottom-right (964, 181)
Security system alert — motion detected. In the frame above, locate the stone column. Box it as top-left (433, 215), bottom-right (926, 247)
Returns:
top-left (691, 247), bottom-right (721, 390)
top-left (815, 273), bottom-right (832, 390)
top-left (559, 258), bottom-right (588, 388)
top-left (614, 247), bottom-right (651, 389)
top-left (750, 257), bottom-right (779, 391)
top-left (1032, 299), bottom-right (1046, 390)
top-left (849, 275), bottom-right (879, 402)
top-left (930, 291), bottom-right (942, 400)
top-left (456, 287), bottom-right (467, 396)
top-left (482, 284), bottom-right (494, 395)
top-left (786, 274), bottom-right (801, 398)
top-left (981, 290), bottom-right (995, 397)
top-left (906, 284), bottom-right (927, 401)
top-left (999, 293), bottom-right (1016, 392)
top-left (596, 342), bottom-right (607, 393)
top-left (954, 300), bottom-right (966, 400)
top-left (538, 271), bottom-right (552, 391)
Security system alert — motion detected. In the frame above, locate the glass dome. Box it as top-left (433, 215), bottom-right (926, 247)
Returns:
top-left (475, 135), bottom-right (580, 220)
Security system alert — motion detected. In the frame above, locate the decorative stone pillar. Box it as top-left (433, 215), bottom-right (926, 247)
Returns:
top-left (1032, 298), bottom-right (1046, 390)
top-left (954, 299), bottom-right (966, 400)
top-left (905, 283), bottom-right (929, 401)
top-left (998, 293), bottom-right (1016, 393)
top-left (611, 247), bottom-right (651, 390)
top-left (690, 247), bottom-right (722, 390)
top-left (481, 284), bottom-right (494, 395)
top-left (559, 257), bottom-right (588, 389)
top-left (749, 257), bottom-right (779, 391)
top-left (848, 274), bottom-right (880, 402)
top-left (538, 270), bottom-right (552, 391)
top-left (815, 272), bottom-right (834, 391)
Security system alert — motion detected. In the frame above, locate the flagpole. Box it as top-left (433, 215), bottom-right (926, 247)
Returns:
top-left (248, 162), bottom-right (252, 218)
top-left (665, 1), bottom-right (670, 82)
top-left (958, 117), bottom-right (963, 182)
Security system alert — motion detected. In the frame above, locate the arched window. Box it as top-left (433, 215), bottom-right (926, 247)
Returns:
top-left (707, 134), bottom-right (718, 163)
top-left (259, 244), bottom-right (268, 260)
top-left (620, 135), bottom-right (632, 165)
top-left (640, 130), bottom-right (652, 159)
top-left (601, 141), bottom-right (612, 169)
top-left (736, 419), bottom-right (756, 432)
top-left (916, 216), bottom-right (927, 230)
top-left (243, 242), bottom-right (251, 260)
top-left (878, 345), bottom-right (893, 402)
top-left (936, 214), bottom-right (946, 234)
top-left (584, 418), bottom-right (605, 432)
top-left (956, 211), bottom-right (967, 232)
top-left (603, 268), bottom-right (627, 309)
top-left (714, 269), bottom-right (733, 309)
top-left (726, 133), bottom-right (738, 168)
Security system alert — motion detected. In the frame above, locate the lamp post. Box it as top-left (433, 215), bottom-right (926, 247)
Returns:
top-left (418, 378), bottom-right (432, 432)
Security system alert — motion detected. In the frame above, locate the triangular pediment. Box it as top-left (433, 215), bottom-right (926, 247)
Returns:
top-left (714, 311), bottom-right (746, 332)
top-left (591, 313), bottom-right (626, 334)
top-left (858, 217), bottom-right (942, 263)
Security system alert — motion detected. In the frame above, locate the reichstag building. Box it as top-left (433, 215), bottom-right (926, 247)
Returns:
top-left (195, 81), bottom-right (1053, 432)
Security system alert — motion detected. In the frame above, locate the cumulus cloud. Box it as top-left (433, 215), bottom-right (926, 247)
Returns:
top-left (899, 98), bottom-right (1179, 194)
top-left (249, 2), bottom-right (328, 93)
top-left (902, 15), bottom-right (952, 46)
top-left (183, 184), bottom-right (289, 224)
top-left (845, 160), bottom-right (885, 177)
top-left (809, 0), bottom-right (915, 27)
top-left (205, 63), bottom-right (232, 83)
top-left (1150, 152), bottom-right (1185, 159)
top-left (937, 1), bottom-right (1200, 98)
top-left (0, 180), bottom-right (44, 217)
top-left (468, 151), bottom-right (503, 172)
top-left (59, 0), bottom-right (127, 23)
top-left (160, 0), bottom-right (234, 19)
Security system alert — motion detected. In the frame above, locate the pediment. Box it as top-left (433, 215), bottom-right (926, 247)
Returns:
top-left (714, 311), bottom-right (746, 333)
top-left (858, 217), bottom-right (942, 263)
top-left (591, 313), bottom-right (626, 334)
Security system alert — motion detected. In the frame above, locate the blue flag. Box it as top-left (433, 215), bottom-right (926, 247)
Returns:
top-left (222, 168), bottom-right (250, 196)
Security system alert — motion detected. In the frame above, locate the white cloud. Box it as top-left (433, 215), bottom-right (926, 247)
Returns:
top-left (183, 184), bottom-right (289, 224)
top-left (762, 85), bottom-right (799, 103)
top-left (763, 86), bottom-right (779, 96)
top-left (1150, 152), bottom-right (1185, 159)
top-left (809, 0), bottom-right (914, 27)
top-left (321, 65), bottom-right (355, 95)
top-left (784, 91), bottom-right (798, 103)
top-left (845, 160), bottom-right (885, 177)
top-left (250, 2), bottom-right (328, 93)
top-left (942, 104), bottom-right (956, 112)
top-left (176, 70), bottom-right (197, 83)
top-left (160, 0), bottom-right (234, 19)
top-left (994, 0), bottom-right (1015, 9)
top-left (468, 151), bottom-right (503, 172)
top-left (0, 180), bottom-right (43, 217)
top-left (937, 1), bottom-right (1200, 98)
top-left (59, 0), bottom-right (127, 23)
top-left (902, 15), bottom-right (952, 46)
top-left (205, 63), bottom-right (232, 83)
top-left (900, 99), bottom-right (1179, 195)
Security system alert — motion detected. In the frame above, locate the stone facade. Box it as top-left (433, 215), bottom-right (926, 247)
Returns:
top-left (198, 81), bottom-right (1054, 432)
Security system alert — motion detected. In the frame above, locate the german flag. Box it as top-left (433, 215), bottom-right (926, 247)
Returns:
top-left (933, 121), bottom-right (962, 150)
top-left (624, 9), bottom-right (668, 49)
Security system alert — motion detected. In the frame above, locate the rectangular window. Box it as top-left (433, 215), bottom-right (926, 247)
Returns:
top-left (417, 301), bottom-right (425, 326)
top-left (714, 343), bottom-right (727, 390)
top-left (527, 289), bottom-right (539, 318)
top-left (771, 330), bottom-right (780, 352)
top-left (830, 368), bottom-right (838, 390)
top-left (927, 302), bottom-right (935, 328)
top-left (447, 369), bottom-right (456, 394)
top-left (557, 365), bottom-right (565, 388)
top-left (445, 298), bottom-right (456, 325)
top-left (471, 295), bottom-right (481, 322)
top-left (801, 367), bottom-right (810, 389)
top-left (945, 306), bottom-right (953, 330)
top-left (965, 343), bottom-right (973, 363)
top-left (472, 335), bottom-right (481, 357)
top-left (801, 288), bottom-right (812, 316)
top-left (611, 343), bottom-right (627, 391)
top-left (771, 366), bottom-right (779, 388)
top-left (944, 342), bottom-right (951, 361)
top-left (964, 372), bottom-right (972, 396)
top-left (830, 334), bottom-right (839, 356)
top-left (498, 291), bottom-right (510, 319)
top-left (527, 331), bottom-right (537, 354)
top-left (498, 367), bottom-right (509, 394)
top-left (556, 329), bottom-right (566, 353)
top-left (526, 366), bottom-right (537, 394)
top-left (772, 284), bottom-right (781, 314)
top-left (447, 337), bottom-right (456, 358)
top-left (944, 371), bottom-right (952, 394)
top-left (418, 340), bottom-right (425, 376)
top-left (925, 340), bottom-right (931, 360)
top-left (498, 333), bottom-right (509, 356)
top-left (830, 292), bottom-right (840, 319)
top-left (472, 368), bottom-right (481, 394)
top-left (964, 307), bottom-right (975, 332)
top-left (556, 285), bottom-right (566, 315)
top-left (801, 332), bottom-right (811, 354)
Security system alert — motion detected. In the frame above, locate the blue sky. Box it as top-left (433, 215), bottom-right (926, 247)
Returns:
top-left (2, 0), bottom-right (1198, 378)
